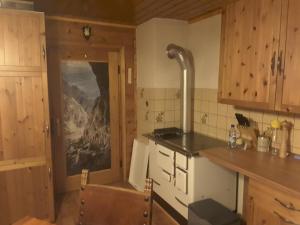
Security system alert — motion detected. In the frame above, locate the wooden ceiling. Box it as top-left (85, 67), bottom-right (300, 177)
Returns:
top-left (134, 0), bottom-right (234, 24)
top-left (28, 0), bottom-right (235, 25)
top-left (33, 0), bottom-right (135, 24)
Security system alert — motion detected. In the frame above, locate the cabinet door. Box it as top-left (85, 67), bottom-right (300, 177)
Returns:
top-left (0, 10), bottom-right (54, 224)
top-left (219, 0), bottom-right (282, 110)
top-left (0, 9), bottom-right (43, 70)
top-left (252, 201), bottom-right (282, 225)
top-left (246, 195), bottom-right (282, 225)
top-left (276, 0), bottom-right (300, 113)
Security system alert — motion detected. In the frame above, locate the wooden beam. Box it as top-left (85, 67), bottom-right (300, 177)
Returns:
top-left (46, 16), bottom-right (136, 29)
top-left (0, 157), bottom-right (47, 172)
top-left (120, 47), bottom-right (127, 181)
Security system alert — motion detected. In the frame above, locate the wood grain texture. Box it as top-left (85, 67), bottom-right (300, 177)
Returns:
top-left (120, 47), bottom-right (127, 181)
top-left (34, 0), bottom-right (135, 25)
top-left (134, 0), bottom-right (236, 24)
top-left (277, 0), bottom-right (300, 113)
top-left (0, 76), bottom-right (45, 160)
top-left (0, 9), bottom-right (55, 223)
top-left (78, 184), bottom-right (151, 225)
top-left (0, 9), bottom-right (42, 69)
top-left (54, 189), bottom-right (179, 225)
top-left (0, 157), bottom-right (46, 172)
top-left (246, 179), bottom-right (300, 225)
top-left (218, 0), bottom-right (281, 110)
top-left (0, 166), bottom-right (50, 225)
top-left (29, 0), bottom-right (236, 25)
top-left (12, 217), bottom-right (54, 225)
top-left (199, 148), bottom-right (300, 199)
top-left (46, 17), bottom-right (136, 192)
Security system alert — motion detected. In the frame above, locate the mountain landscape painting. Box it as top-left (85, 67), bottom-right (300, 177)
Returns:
top-left (61, 61), bottom-right (111, 176)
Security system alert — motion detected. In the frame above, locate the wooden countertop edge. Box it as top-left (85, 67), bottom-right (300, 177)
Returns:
top-left (199, 149), bottom-right (300, 198)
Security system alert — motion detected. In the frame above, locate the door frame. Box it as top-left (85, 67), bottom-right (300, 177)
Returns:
top-left (48, 46), bottom-right (126, 193)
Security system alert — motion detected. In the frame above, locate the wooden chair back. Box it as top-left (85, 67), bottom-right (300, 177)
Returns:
top-left (78, 184), bottom-right (152, 225)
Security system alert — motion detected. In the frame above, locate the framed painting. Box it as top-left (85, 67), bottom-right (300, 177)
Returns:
top-left (61, 61), bottom-right (111, 176)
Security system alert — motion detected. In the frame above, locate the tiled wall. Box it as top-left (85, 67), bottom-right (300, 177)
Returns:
top-left (137, 88), bottom-right (181, 136)
top-left (137, 88), bottom-right (300, 155)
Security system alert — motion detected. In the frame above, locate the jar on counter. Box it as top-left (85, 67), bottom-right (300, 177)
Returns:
top-left (257, 136), bottom-right (270, 152)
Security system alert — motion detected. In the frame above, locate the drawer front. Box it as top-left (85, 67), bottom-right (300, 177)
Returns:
top-left (175, 168), bottom-right (187, 194)
top-left (173, 195), bottom-right (188, 218)
top-left (157, 145), bottom-right (174, 175)
top-left (176, 152), bottom-right (188, 170)
top-left (249, 180), bottom-right (300, 224)
top-left (161, 169), bottom-right (172, 182)
top-left (154, 180), bottom-right (188, 219)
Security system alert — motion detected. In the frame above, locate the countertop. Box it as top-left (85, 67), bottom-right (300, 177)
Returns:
top-left (145, 132), bottom-right (227, 157)
top-left (145, 131), bottom-right (300, 197)
top-left (199, 148), bottom-right (300, 198)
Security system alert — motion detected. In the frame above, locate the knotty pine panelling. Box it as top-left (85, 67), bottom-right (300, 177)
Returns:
top-left (46, 17), bottom-right (136, 191)
top-left (28, 0), bottom-right (236, 25)
top-left (134, 0), bottom-right (236, 24)
top-left (0, 166), bottom-right (49, 224)
top-left (34, 0), bottom-right (135, 25)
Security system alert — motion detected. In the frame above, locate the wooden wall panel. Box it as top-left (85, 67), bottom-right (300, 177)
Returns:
top-left (0, 10), bottom-right (41, 68)
top-left (46, 17), bottom-right (136, 192)
top-left (0, 166), bottom-right (49, 225)
top-left (0, 76), bottom-right (46, 161)
top-left (0, 9), bottom-right (55, 222)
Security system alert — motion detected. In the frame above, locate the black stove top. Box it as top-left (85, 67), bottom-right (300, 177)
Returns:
top-left (145, 129), bottom-right (227, 157)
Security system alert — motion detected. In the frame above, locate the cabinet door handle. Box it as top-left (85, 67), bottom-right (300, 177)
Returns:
top-left (273, 211), bottom-right (300, 225)
top-left (162, 169), bottom-right (171, 176)
top-left (175, 197), bottom-right (188, 208)
top-left (153, 179), bottom-right (160, 186)
top-left (45, 124), bottom-right (50, 136)
top-left (42, 45), bottom-right (46, 61)
top-left (275, 198), bottom-right (300, 212)
top-left (271, 51), bottom-right (276, 76)
top-left (48, 167), bottom-right (52, 179)
top-left (277, 50), bottom-right (284, 75)
top-left (159, 151), bottom-right (170, 158)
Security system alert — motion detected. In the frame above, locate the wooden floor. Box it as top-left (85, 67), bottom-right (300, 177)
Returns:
top-left (54, 182), bottom-right (179, 225)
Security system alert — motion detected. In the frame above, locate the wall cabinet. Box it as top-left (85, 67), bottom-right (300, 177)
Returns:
top-left (219, 0), bottom-right (300, 113)
top-left (277, 0), bottom-right (300, 113)
top-left (0, 9), bottom-right (54, 224)
top-left (246, 179), bottom-right (300, 225)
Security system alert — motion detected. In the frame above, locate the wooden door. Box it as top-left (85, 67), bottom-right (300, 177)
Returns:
top-left (246, 194), bottom-right (287, 225)
top-left (50, 50), bottom-right (121, 192)
top-left (0, 9), bottom-right (54, 224)
top-left (218, 0), bottom-right (282, 110)
top-left (276, 0), bottom-right (300, 113)
top-left (251, 201), bottom-right (282, 225)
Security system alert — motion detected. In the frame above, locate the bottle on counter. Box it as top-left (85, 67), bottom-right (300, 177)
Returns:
top-left (271, 119), bottom-right (281, 156)
top-left (228, 124), bottom-right (237, 149)
top-left (279, 121), bottom-right (292, 159)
